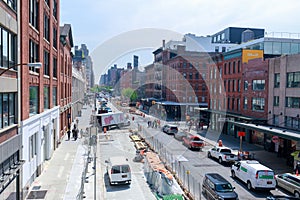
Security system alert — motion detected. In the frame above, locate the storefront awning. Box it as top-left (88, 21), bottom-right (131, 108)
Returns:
top-left (231, 121), bottom-right (300, 141)
top-left (206, 109), bottom-right (255, 121)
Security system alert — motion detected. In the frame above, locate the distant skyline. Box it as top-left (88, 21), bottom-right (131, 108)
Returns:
top-left (60, 0), bottom-right (300, 81)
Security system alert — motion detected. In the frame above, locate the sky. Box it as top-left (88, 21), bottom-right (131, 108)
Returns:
top-left (60, 0), bottom-right (300, 82)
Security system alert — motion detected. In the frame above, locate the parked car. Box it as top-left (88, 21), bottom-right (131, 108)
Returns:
top-left (182, 134), bottom-right (204, 150)
top-left (174, 131), bottom-right (187, 141)
top-left (162, 124), bottom-right (178, 135)
top-left (231, 160), bottom-right (276, 191)
top-left (202, 173), bottom-right (239, 200)
top-left (275, 173), bottom-right (300, 198)
top-left (208, 146), bottom-right (239, 164)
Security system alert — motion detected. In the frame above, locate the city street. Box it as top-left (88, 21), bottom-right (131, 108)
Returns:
top-left (126, 106), bottom-right (293, 200)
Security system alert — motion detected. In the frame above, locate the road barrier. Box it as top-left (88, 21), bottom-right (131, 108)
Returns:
top-left (138, 123), bottom-right (203, 200)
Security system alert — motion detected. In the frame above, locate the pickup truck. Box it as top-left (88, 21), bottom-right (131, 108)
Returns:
top-left (207, 146), bottom-right (238, 164)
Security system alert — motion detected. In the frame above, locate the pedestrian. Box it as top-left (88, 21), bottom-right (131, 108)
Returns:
top-left (72, 124), bottom-right (78, 140)
top-left (67, 125), bottom-right (71, 140)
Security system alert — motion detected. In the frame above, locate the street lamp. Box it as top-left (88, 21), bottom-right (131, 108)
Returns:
top-left (0, 62), bottom-right (42, 76)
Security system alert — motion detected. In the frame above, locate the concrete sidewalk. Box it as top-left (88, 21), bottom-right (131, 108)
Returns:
top-left (26, 105), bottom-right (96, 200)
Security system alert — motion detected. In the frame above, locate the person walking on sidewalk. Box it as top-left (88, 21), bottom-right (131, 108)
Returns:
top-left (67, 125), bottom-right (71, 140)
top-left (72, 124), bottom-right (78, 141)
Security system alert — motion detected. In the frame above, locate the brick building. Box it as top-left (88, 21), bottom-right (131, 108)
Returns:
top-left (19, 0), bottom-right (61, 196)
top-left (59, 24), bottom-right (73, 140)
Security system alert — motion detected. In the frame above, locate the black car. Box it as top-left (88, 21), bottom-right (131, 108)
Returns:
top-left (202, 173), bottom-right (238, 200)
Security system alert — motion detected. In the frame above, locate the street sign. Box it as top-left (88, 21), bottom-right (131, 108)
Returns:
top-left (238, 131), bottom-right (246, 137)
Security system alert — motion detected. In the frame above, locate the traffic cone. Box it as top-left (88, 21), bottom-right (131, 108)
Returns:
top-left (296, 169), bottom-right (299, 176)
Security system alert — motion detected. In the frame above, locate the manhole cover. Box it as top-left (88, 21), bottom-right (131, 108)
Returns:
top-left (27, 190), bottom-right (47, 199)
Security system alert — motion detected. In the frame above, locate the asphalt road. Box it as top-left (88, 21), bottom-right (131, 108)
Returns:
top-left (130, 113), bottom-right (290, 200)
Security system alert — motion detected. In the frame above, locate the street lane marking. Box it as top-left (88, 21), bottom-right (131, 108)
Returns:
top-left (57, 166), bottom-right (65, 178)
top-left (64, 153), bottom-right (70, 160)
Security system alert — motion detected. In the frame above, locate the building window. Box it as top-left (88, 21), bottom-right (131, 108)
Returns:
top-left (285, 116), bottom-right (300, 129)
top-left (183, 62), bottom-right (186, 68)
top-left (224, 63), bottom-right (227, 75)
top-left (53, 57), bottom-right (57, 78)
top-left (183, 72), bottom-right (186, 79)
top-left (195, 72), bottom-right (199, 79)
top-left (43, 13), bottom-right (50, 41)
top-left (3, 0), bottom-right (17, 11)
top-left (44, 50), bottom-right (50, 76)
top-left (189, 73), bottom-right (193, 79)
top-left (274, 73), bottom-right (280, 88)
top-left (287, 72), bottom-right (300, 88)
top-left (286, 97), bottom-right (300, 108)
top-left (273, 115), bottom-right (279, 126)
top-left (0, 27), bottom-right (17, 69)
top-left (29, 133), bottom-right (37, 160)
top-left (228, 62), bottom-right (231, 74)
top-left (53, 87), bottom-right (57, 106)
top-left (215, 46), bottom-right (219, 53)
top-left (227, 97), bottom-right (230, 110)
top-left (29, 39), bottom-right (39, 72)
top-left (238, 79), bottom-right (241, 92)
top-left (227, 80), bottom-right (230, 92)
top-left (53, 27), bottom-right (57, 49)
top-left (237, 60), bottom-right (241, 73)
top-left (274, 96), bottom-right (279, 106)
top-left (252, 80), bottom-right (265, 90)
top-left (29, 86), bottom-right (39, 115)
top-left (244, 80), bottom-right (248, 91)
top-left (224, 80), bottom-right (226, 92)
top-left (222, 47), bottom-right (226, 52)
top-left (244, 97), bottom-right (248, 110)
top-left (45, 0), bottom-right (50, 7)
top-left (252, 97), bottom-right (265, 112)
top-left (44, 86), bottom-right (49, 109)
top-left (53, 0), bottom-right (58, 19)
top-left (0, 93), bottom-right (17, 128)
top-left (233, 61), bottom-right (236, 73)
top-left (232, 79), bottom-right (236, 92)
top-left (29, 0), bottom-right (39, 29)
top-left (237, 98), bottom-right (240, 111)
top-left (232, 98), bottom-right (235, 110)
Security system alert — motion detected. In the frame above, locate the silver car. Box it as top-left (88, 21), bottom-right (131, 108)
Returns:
top-left (276, 173), bottom-right (300, 198)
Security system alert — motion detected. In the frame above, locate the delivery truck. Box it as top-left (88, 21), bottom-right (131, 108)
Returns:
top-left (96, 112), bottom-right (130, 130)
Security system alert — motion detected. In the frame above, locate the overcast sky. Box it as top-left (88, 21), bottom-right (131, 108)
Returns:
top-left (60, 0), bottom-right (300, 81)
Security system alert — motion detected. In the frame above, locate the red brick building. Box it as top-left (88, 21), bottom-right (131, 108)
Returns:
top-left (19, 0), bottom-right (62, 195)
top-left (59, 24), bottom-right (73, 140)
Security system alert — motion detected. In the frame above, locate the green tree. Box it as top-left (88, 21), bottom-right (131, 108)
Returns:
top-left (121, 88), bottom-right (137, 102)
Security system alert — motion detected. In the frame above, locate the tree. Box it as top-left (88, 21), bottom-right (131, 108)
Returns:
top-left (121, 88), bottom-right (137, 102)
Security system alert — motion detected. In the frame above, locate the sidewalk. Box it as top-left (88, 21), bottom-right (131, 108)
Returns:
top-left (26, 105), bottom-right (96, 200)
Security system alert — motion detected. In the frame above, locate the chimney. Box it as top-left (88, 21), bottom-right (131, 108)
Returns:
top-left (162, 40), bottom-right (165, 49)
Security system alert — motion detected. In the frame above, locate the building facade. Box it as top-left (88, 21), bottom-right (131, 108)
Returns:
top-left (0, 1), bottom-right (22, 199)
top-left (59, 24), bottom-right (73, 141)
top-left (20, 0), bottom-right (60, 196)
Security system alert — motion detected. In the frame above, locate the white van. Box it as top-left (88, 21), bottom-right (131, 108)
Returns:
top-left (231, 160), bottom-right (276, 191)
top-left (106, 156), bottom-right (131, 185)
